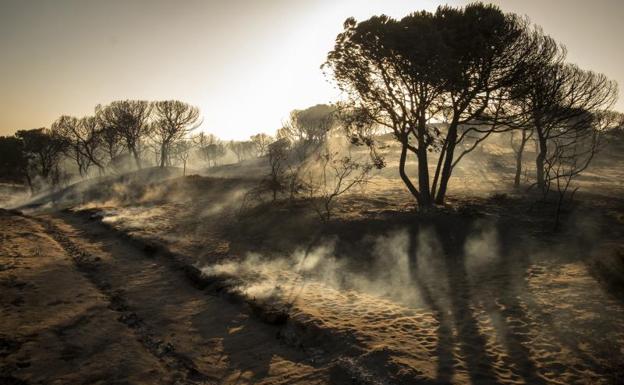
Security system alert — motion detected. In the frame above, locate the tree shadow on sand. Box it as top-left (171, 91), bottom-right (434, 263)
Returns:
top-left (407, 218), bottom-right (547, 385)
top-left (190, 308), bottom-right (332, 385)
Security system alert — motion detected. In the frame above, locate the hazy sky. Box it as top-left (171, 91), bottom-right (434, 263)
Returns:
top-left (1, 0), bottom-right (622, 139)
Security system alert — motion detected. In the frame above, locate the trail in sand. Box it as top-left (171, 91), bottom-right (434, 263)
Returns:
top-left (0, 210), bottom-right (335, 385)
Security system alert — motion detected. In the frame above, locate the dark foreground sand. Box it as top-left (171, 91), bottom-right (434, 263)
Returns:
top-left (0, 209), bottom-right (337, 384)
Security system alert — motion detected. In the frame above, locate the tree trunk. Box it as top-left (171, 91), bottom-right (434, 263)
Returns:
top-left (160, 142), bottom-right (167, 168)
top-left (435, 122), bottom-right (458, 204)
top-left (554, 191), bottom-right (565, 231)
top-left (535, 130), bottom-right (547, 193)
top-left (514, 130), bottom-right (528, 187)
top-left (25, 173), bottom-right (34, 195)
top-left (398, 141), bottom-right (422, 207)
top-left (431, 140), bottom-right (448, 198)
top-left (324, 200), bottom-right (332, 222)
top-left (416, 119), bottom-right (432, 207)
top-left (131, 147), bottom-right (141, 169)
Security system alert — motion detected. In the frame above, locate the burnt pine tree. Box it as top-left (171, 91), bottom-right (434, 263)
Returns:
top-left (278, 104), bottom-right (336, 162)
top-left (152, 100), bottom-right (200, 168)
top-left (509, 127), bottom-right (534, 187)
top-left (193, 133), bottom-right (226, 167)
top-left (98, 100), bottom-right (152, 169)
top-left (14, 128), bottom-right (66, 191)
top-left (324, 4), bottom-right (551, 208)
top-left (250, 133), bottom-right (273, 157)
top-left (95, 104), bottom-right (124, 165)
top-left (510, 63), bottom-right (617, 193)
top-left (482, 30), bottom-right (562, 188)
top-left (51, 115), bottom-right (105, 176)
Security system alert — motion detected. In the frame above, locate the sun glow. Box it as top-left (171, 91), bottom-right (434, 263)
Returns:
top-left (0, 0), bottom-right (621, 139)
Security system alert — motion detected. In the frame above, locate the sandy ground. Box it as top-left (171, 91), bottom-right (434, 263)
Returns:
top-left (0, 209), bottom-right (337, 384)
top-left (44, 175), bottom-right (624, 385)
top-left (2, 144), bottom-right (624, 384)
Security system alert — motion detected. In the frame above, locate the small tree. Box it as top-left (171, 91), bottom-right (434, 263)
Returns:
top-left (207, 143), bottom-right (227, 167)
top-left (545, 110), bottom-right (623, 229)
top-left (228, 140), bottom-right (255, 162)
top-left (194, 133), bottom-right (224, 167)
top-left (261, 138), bottom-right (291, 201)
top-left (250, 133), bottom-right (273, 157)
top-left (152, 100), bottom-right (200, 168)
top-left (51, 116), bottom-right (88, 176)
top-left (512, 63), bottom-right (617, 193)
top-left (79, 116), bottom-right (106, 173)
top-left (98, 100), bottom-right (153, 169)
top-left (95, 106), bottom-right (124, 166)
top-left (238, 137), bottom-right (291, 216)
top-left (276, 105), bottom-right (338, 199)
top-left (306, 145), bottom-right (373, 221)
top-left (51, 115), bottom-right (105, 176)
top-left (15, 128), bottom-right (67, 192)
top-left (171, 139), bottom-right (194, 176)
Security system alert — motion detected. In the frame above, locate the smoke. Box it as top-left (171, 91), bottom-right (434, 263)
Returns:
top-left (199, 223), bottom-right (503, 311)
top-left (464, 221), bottom-right (501, 279)
top-left (0, 183), bottom-right (30, 209)
top-left (3, 172), bottom-right (92, 211)
top-left (199, 187), bottom-right (248, 217)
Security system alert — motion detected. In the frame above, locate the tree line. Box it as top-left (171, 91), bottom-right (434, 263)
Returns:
top-left (0, 100), bottom-right (275, 192)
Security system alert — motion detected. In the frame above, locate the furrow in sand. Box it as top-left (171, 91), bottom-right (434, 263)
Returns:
top-left (33, 214), bottom-right (210, 384)
top-left (31, 212), bottom-right (334, 385)
top-left (0, 210), bottom-right (173, 384)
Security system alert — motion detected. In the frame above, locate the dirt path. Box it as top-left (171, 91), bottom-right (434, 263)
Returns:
top-left (0, 210), bottom-right (334, 385)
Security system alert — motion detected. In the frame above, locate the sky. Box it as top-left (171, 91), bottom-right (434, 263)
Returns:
top-left (1, 0), bottom-right (622, 139)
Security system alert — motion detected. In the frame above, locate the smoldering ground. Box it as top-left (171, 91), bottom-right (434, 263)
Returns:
top-left (197, 203), bottom-right (624, 384)
top-left (200, 214), bottom-right (522, 311)
top-left (5, 125), bottom-right (624, 385)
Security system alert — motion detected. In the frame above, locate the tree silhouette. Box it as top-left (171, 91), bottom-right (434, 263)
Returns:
top-left (276, 104), bottom-right (338, 199)
top-left (250, 133), bottom-right (273, 157)
top-left (15, 128), bottom-right (66, 191)
top-left (194, 133), bottom-right (226, 167)
top-left (509, 128), bottom-right (534, 187)
top-left (228, 140), bottom-right (254, 162)
top-left (265, 138), bottom-right (291, 201)
top-left (152, 100), bottom-right (200, 168)
top-left (510, 63), bottom-right (617, 192)
top-left (171, 139), bottom-right (194, 176)
top-left (325, 4), bottom-right (550, 207)
top-left (95, 105), bottom-right (123, 165)
top-left (51, 115), bottom-right (104, 176)
top-left (278, 104), bottom-right (336, 161)
top-left (305, 145), bottom-right (373, 221)
top-left (97, 100), bottom-right (152, 169)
